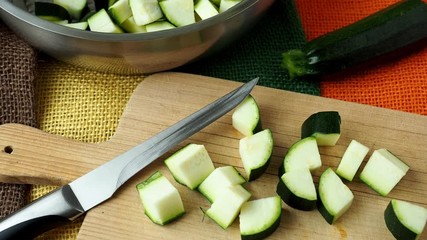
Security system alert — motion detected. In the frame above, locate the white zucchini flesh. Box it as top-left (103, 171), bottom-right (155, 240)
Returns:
top-left (281, 136), bottom-right (322, 175)
top-left (232, 95), bottom-right (261, 137)
top-left (61, 21), bottom-right (88, 30)
top-left (281, 168), bottom-right (316, 201)
top-left (136, 171), bottom-right (185, 225)
top-left (165, 144), bottom-right (215, 190)
top-left (277, 168), bottom-right (317, 211)
top-left (145, 21), bottom-right (176, 32)
top-left (336, 140), bottom-right (370, 181)
top-left (120, 16), bottom-right (147, 33)
top-left (206, 184), bottom-right (251, 229)
top-left (219, 0), bottom-right (240, 13)
top-left (39, 16), bottom-right (67, 23)
top-left (239, 129), bottom-right (273, 181)
top-left (384, 199), bottom-right (427, 240)
top-left (195, 0), bottom-right (219, 20)
top-left (129, 0), bottom-right (163, 26)
top-left (108, 0), bottom-right (132, 24)
top-left (360, 148), bottom-right (409, 196)
top-left (159, 0), bottom-right (196, 27)
top-left (312, 132), bottom-right (341, 146)
top-left (87, 9), bottom-right (123, 33)
top-left (318, 168), bottom-right (354, 224)
top-left (198, 166), bottom-right (246, 203)
top-left (239, 196), bottom-right (282, 239)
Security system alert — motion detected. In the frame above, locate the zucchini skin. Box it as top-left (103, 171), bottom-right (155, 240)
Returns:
top-left (384, 201), bottom-right (418, 240)
top-left (316, 194), bottom-right (335, 225)
top-left (241, 214), bottom-right (281, 240)
top-left (277, 160), bottom-right (285, 177)
top-left (282, 0), bottom-right (427, 79)
top-left (301, 111), bottom-right (341, 139)
top-left (145, 210), bottom-right (185, 226)
top-left (247, 156), bottom-right (271, 181)
top-left (276, 179), bottom-right (316, 211)
top-left (253, 120), bottom-right (263, 135)
top-left (34, 2), bottom-right (71, 21)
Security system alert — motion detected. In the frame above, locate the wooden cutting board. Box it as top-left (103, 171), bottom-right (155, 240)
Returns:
top-left (0, 72), bottom-right (426, 239)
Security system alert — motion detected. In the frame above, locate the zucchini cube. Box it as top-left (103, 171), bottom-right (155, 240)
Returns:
top-left (206, 184), bottom-right (251, 229)
top-left (137, 171), bottom-right (185, 225)
top-left (360, 149), bottom-right (409, 196)
top-left (165, 144), bottom-right (215, 190)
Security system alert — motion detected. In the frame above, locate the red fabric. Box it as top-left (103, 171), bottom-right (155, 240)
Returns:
top-left (295, 0), bottom-right (427, 115)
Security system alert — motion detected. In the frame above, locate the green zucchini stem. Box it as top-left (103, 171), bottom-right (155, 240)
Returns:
top-left (282, 49), bottom-right (316, 79)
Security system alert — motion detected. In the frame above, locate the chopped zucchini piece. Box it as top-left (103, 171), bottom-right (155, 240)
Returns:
top-left (317, 168), bottom-right (354, 224)
top-left (108, 0), bottom-right (132, 24)
top-left (198, 166), bottom-right (246, 203)
top-left (384, 199), bottom-right (427, 240)
top-left (165, 144), bottom-right (215, 190)
top-left (136, 171), bottom-right (185, 225)
top-left (195, 0), bottom-right (219, 20)
top-left (87, 9), bottom-right (123, 33)
top-left (206, 184), bottom-right (251, 229)
top-left (61, 21), bottom-right (89, 30)
top-left (277, 168), bottom-right (317, 211)
top-left (121, 16), bottom-right (147, 33)
top-left (159, 0), bottom-right (196, 27)
top-left (336, 140), bottom-right (370, 181)
top-left (53, 0), bottom-right (87, 20)
top-left (239, 129), bottom-right (274, 181)
top-left (219, 0), bottom-right (240, 13)
top-left (129, 0), bottom-right (163, 26)
top-left (80, 10), bottom-right (97, 22)
top-left (240, 196), bottom-right (282, 240)
top-left (232, 95), bottom-right (262, 137)
top-left (279, 136), bottom-right (322, 176)
top-left (360, 149), bottom-right (409, 196)
top-left (301, 111), bottom-right (341, 146)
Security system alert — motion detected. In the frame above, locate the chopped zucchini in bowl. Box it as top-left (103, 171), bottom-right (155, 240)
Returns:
top-left (29, 0), bottom-right (244, 32)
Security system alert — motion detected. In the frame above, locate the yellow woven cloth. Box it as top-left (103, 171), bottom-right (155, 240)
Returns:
top-left (33, 57), bottom-right (143, 239)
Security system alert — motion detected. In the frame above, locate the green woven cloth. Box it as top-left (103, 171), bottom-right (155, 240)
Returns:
top-left (179, 0), bottom-right (319, 95)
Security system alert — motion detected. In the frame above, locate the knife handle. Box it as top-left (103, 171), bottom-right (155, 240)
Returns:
top-left (0, 185), bottom-right (85, 240)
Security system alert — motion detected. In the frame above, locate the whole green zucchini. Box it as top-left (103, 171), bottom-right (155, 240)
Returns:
top-left (282, 0), bottom-right (427, 79)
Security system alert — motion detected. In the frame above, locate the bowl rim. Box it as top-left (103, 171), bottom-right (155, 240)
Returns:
top-left (0, 0), bottom-right (260, 42)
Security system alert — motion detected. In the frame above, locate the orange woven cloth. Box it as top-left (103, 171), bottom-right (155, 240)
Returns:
top-left (295, 0), bottom-right (427, 115)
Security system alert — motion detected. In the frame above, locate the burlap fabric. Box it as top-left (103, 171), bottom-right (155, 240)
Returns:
top-left (0, 21), bottom-right (37, 217)
top-left (31, 58), bottom-right (143, 239)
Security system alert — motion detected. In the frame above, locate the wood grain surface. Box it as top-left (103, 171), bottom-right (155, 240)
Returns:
top-left (0, 72), bottom-right (426, 239)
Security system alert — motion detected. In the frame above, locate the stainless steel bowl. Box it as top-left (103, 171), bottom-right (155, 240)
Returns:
top-left (0, 0), bottom-right (274, 74)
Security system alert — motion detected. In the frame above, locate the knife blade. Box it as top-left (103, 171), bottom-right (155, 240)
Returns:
top-left (0, 77), bottom-right (258, 239)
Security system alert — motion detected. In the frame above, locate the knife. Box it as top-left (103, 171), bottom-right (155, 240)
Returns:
top-left (0, 78), bottom-right (258, 239)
